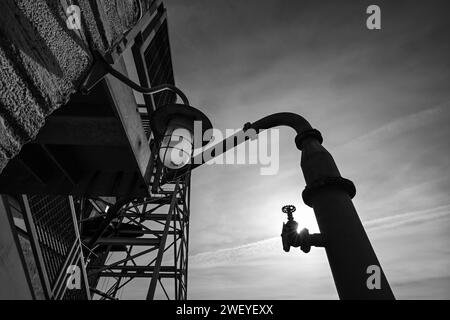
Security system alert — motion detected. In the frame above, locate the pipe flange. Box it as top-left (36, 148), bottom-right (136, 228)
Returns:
top-left (302, 177), bottom-right (356, 207)
top-left (295, 129), bottom-right (323, 150)
top-left (243, 122), bottom-right (252, 132)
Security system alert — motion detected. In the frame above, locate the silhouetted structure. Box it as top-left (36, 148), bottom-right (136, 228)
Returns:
top-left (0, 0), bottom-right (189, 300)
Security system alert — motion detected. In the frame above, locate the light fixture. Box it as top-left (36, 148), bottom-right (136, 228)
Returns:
top-left (150, 104), bottom-right (212, 170)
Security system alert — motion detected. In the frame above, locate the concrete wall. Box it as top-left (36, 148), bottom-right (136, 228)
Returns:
top-left (0, 0), bottom-right (141, 173)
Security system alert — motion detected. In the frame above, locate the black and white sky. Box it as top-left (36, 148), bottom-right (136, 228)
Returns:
top-left (136, 0), bottom-right (450, 299)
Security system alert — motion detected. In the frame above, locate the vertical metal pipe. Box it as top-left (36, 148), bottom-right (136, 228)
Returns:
top-left (300, 138), bottom-right (395, 299)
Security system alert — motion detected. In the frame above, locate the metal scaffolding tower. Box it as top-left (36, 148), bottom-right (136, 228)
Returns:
top-left (80, 167), bottom-right (191, 300)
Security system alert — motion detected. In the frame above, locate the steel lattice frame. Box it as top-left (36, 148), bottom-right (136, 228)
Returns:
top-left (1, 194), bottom-right (91, 300)
top-left (78, 173), bottom-right (190, 300)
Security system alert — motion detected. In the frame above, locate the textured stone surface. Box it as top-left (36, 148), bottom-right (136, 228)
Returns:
top-left (0, 0), bottom-right (141, 173)
top-left (79, 0), bottom-right (141, 53)
top-left (101, 0), bottom-right (141, 44)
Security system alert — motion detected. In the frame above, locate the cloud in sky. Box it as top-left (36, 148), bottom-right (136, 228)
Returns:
top-left (118, 205), bottom-right (450, 299)
top-left (158, 0), bottom-right (450, 299)
top-left (188, 205), bottom-right (450, 299)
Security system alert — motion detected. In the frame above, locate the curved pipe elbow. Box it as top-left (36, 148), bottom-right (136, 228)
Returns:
top-left (246, 112), bottom-right (313, 135)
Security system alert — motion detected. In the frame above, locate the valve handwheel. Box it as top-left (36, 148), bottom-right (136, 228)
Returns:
top-left (282, 205), bottom-right (296, 214)
top-left (282, 205), bottom-right (296, 221)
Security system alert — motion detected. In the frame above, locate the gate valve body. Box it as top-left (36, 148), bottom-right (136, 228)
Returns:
top-left (281, 205), bottom-right (326, 253)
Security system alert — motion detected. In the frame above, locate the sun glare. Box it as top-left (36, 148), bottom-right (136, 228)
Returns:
top-left (294, 206), bottom-right (320, 234)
